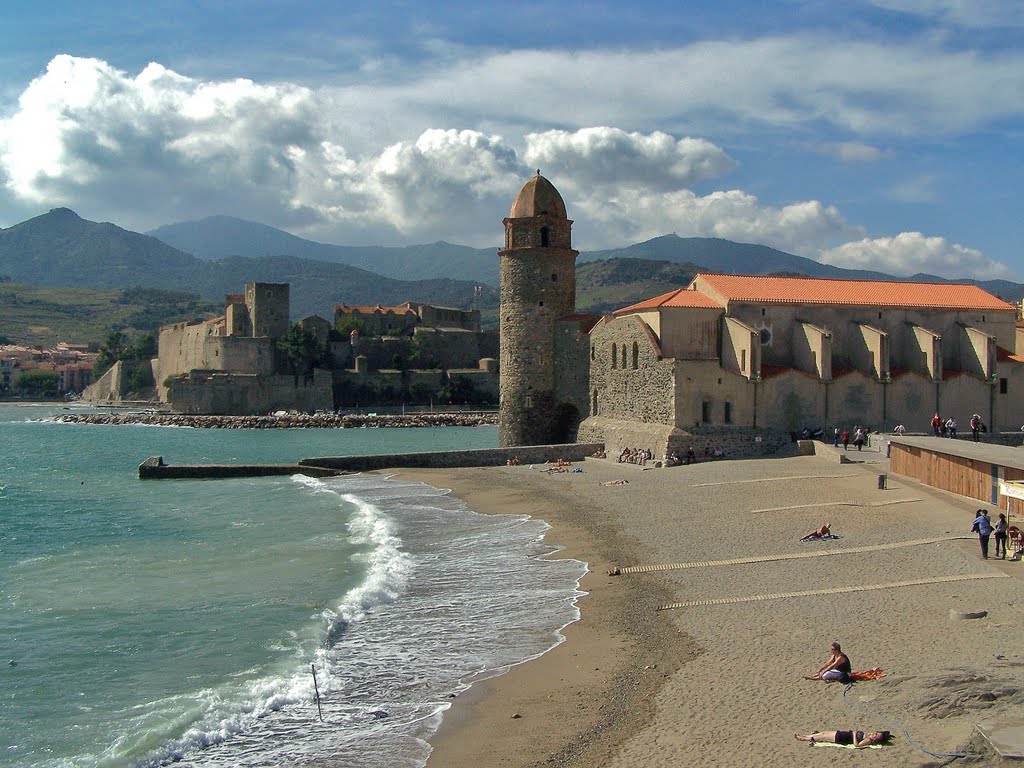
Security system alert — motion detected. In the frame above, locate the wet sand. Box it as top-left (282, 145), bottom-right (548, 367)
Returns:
top-left (398, 447), bottom-right (1024, 767)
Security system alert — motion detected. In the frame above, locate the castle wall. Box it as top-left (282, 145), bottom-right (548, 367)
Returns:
top-left (166, 369), bottom-right (332, 415)
top-left (158, 323), bottom-right (275, 377)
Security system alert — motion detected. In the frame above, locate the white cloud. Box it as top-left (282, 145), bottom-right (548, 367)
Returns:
top-left (868, 0), bottom-right (1024, 28)
top-left (819, 232), bottom-right (1012, 278)
top-left (522, 128), bottom-right (735, 192)
top-left (815, 141), bottom-right (886, 163)
top-left (570, 188), bottom-right (863, 255)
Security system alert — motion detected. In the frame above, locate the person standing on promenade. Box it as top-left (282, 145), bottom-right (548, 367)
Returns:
top-left (932, 413), bottom-right (941, 435)
top-left (970, 413), bottom-right (982, 442)
top-left (972, 509), bottom-right (993, 559)
top-left (833, 427), bottom-right (840, 447)
top-left (804, 642), bottom-right (851, 682)
top-left (841, 429), bottom-right (850, 450)
top-left (994, 513), bottom-right (1008, 559)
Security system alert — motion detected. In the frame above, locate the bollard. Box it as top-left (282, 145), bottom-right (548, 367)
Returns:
top-left (878, 474), bottom-right (887, 490)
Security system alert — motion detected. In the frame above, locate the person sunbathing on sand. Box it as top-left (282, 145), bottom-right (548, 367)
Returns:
top-left (795, 730), bottom-right (891, 748)
top-left (799, 522), bottom-right (831, 541)
top-left (599, 479), bottom-right (628, 486)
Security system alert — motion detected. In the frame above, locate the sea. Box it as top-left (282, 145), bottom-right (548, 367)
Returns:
top-left (0, 404), bottom-right (587, 768)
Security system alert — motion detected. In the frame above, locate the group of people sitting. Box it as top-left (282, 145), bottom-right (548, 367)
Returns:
top-left (617, 447), bottom-right (653, 465)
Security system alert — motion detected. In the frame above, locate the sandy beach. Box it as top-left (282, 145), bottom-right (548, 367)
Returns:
top-left (397, 444), bottom-right (1024, 767)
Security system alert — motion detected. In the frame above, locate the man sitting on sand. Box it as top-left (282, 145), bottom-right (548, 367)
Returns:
top-left (804, 642), bottom-right (851, 682)
top-left (795, 729), bottom-right (891, 748)
top-left (799, 522), bottom-right (832, 541)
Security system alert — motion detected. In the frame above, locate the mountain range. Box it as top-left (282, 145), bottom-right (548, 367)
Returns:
top-left (2, 209), bottom-right (1022, 332)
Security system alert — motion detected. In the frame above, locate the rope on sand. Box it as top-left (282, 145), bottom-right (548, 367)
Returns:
top-left (612, 535), bottom-right (974, 575)
top-left (691, 474), bottom-right (860, 488)
top-left (655, 572), bottom-right (1008, 611)
top-left (750, 497), bottom-right (922, 513)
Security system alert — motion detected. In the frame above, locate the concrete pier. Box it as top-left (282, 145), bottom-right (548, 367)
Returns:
top-left (139, 444), bottom-right (604, 479)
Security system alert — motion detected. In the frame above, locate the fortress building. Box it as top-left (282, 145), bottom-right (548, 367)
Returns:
top-left (499, 176), bottom-right (1024, 456)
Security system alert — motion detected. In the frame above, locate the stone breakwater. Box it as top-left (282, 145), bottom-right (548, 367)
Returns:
top-left (54, 412), bottom-right (498, 429)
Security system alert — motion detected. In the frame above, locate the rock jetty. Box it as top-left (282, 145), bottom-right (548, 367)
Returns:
top-left (53, 412), bottom-right (498, 429)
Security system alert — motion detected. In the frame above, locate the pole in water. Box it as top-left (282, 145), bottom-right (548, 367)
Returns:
top-left (311, 663), bottom-right (324, 722)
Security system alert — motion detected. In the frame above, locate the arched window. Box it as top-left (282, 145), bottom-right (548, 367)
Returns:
top-left (592, 389), bottom-right (599, 415)
top-left (611, 343), bottom-right (617, 369)
top-left (621, 344), bottom-right (627, 368)
top-left (631, 341), bottom-right (639, 369)
top-left (590, 343), bottom-right (595, 361)
top-left (540, 227), bottom-right (550, 247)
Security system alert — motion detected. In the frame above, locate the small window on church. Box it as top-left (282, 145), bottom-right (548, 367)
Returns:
top-left (525, 396), bottom-right (533, 409)
top-left (740, 349), bottom-right (746, 371)
top-left (539, 301), bottom-right (544, 307)
top-left (551, 272), bottom-right (557, 282)
top-left (1000, 378), bottom-right (1008, 394)
top-left (611, 344), bottom-right (617, 369)
top-left (590, 344), bottom-right (595, 361)
top-left (631, 341), bottom-right (639, 369)
top-left (702, 400), bottom-right (710, 423)
top-left (724, 401), bottom-right (733, 424)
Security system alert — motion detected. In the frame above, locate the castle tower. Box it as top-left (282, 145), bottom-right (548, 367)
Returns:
top-left (498, 173), bottom-right (579, 447)
top-left (245, 282), bottom-right (290, 339)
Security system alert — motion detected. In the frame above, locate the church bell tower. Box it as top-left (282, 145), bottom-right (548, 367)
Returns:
top-left (498, 172), bottom-right (579, 447)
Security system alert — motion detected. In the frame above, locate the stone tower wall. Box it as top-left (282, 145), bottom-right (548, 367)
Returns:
top-left (498, 247), bottom-right (578, 445)
top-left (245, 283), bottom-right (290, 339)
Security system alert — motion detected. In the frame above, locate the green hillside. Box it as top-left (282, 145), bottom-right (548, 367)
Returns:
top-left (574, 258), bottom-right (703, 315)
top-left (0, 284), bottom-right (220, 347)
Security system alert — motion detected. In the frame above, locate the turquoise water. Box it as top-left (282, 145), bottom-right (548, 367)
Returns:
top-left (0, 405), bottom-right (586, 767)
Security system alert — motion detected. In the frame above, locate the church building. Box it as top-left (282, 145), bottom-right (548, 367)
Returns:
top-left (498, 175), bottom-right (1024, 456)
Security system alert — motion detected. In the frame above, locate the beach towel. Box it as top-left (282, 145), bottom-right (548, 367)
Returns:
top-left (811, 741), bottom-right (883, 750)
top-left (849, 668), bottom-right (885, 681)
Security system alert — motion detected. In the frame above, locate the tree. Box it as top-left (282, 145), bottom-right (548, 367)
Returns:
top-left (276, 324), bottom-right (321, 378)
top-left (16, 369), bottom-right (59, 398)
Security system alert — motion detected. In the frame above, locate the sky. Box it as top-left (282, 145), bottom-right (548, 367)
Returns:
top-left (0, 0), bottom-right (1022, 280)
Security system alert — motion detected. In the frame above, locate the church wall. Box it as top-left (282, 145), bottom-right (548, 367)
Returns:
top-left (726, 302), bottom-right (1015, 374)
top-left (755, 371), bottom-right (824, 432)
top-left (888, 371), bottom-right (939, 431)
top-left (587, 316), bottom-right (674, 425)
top-left (675, 361), bottom-right (754, 428)
top-left (828, 371), bottom-right (884, 430)
top-left (655, 307), bottom-right (720, 359)
top-left (994, 362), bottom-right (1024, 431)
top-left (722, 317), bottom-right (758, 378)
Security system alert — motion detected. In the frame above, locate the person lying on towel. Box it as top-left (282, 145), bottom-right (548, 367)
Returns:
top-left (795, 729), bottom-right (891, 748)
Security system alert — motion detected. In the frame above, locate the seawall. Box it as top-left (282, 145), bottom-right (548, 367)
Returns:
top-left (139, 443), bottom-right (604, 479)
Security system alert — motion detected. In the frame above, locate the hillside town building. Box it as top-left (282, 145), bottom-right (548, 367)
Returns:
top-left (0, 343), bottom-right (97, 396)
top-left (497, 175), bottom-right (1024, 457)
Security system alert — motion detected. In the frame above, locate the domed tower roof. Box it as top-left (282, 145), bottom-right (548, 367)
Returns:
top-left (509, 172), bottom-right (567, 219)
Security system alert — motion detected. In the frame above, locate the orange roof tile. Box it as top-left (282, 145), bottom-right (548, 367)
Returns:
top-left (997, 346), bottom-right (1024, 364)
top-left (615, 287), bottom-right (723, 314)
top-left (694, 273), bottom-right (1014, 311)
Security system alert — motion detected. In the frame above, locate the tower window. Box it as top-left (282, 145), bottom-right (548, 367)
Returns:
top-left (540, 227), bottom-right (550, 247)
top-left (538, 301), bottom-right (544, 307)
top-left (551, 272), bottom-right (557, 282)
top-left (1000, 377), bottom-right (1008, 394)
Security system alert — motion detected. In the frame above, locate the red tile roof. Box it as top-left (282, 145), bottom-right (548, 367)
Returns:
top-left (694, 273), bottom-right (1014, 311)
top-left (615, 287), bottom-right (723, 314)
top-left (997, 346), bottom-right (1024, 364)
